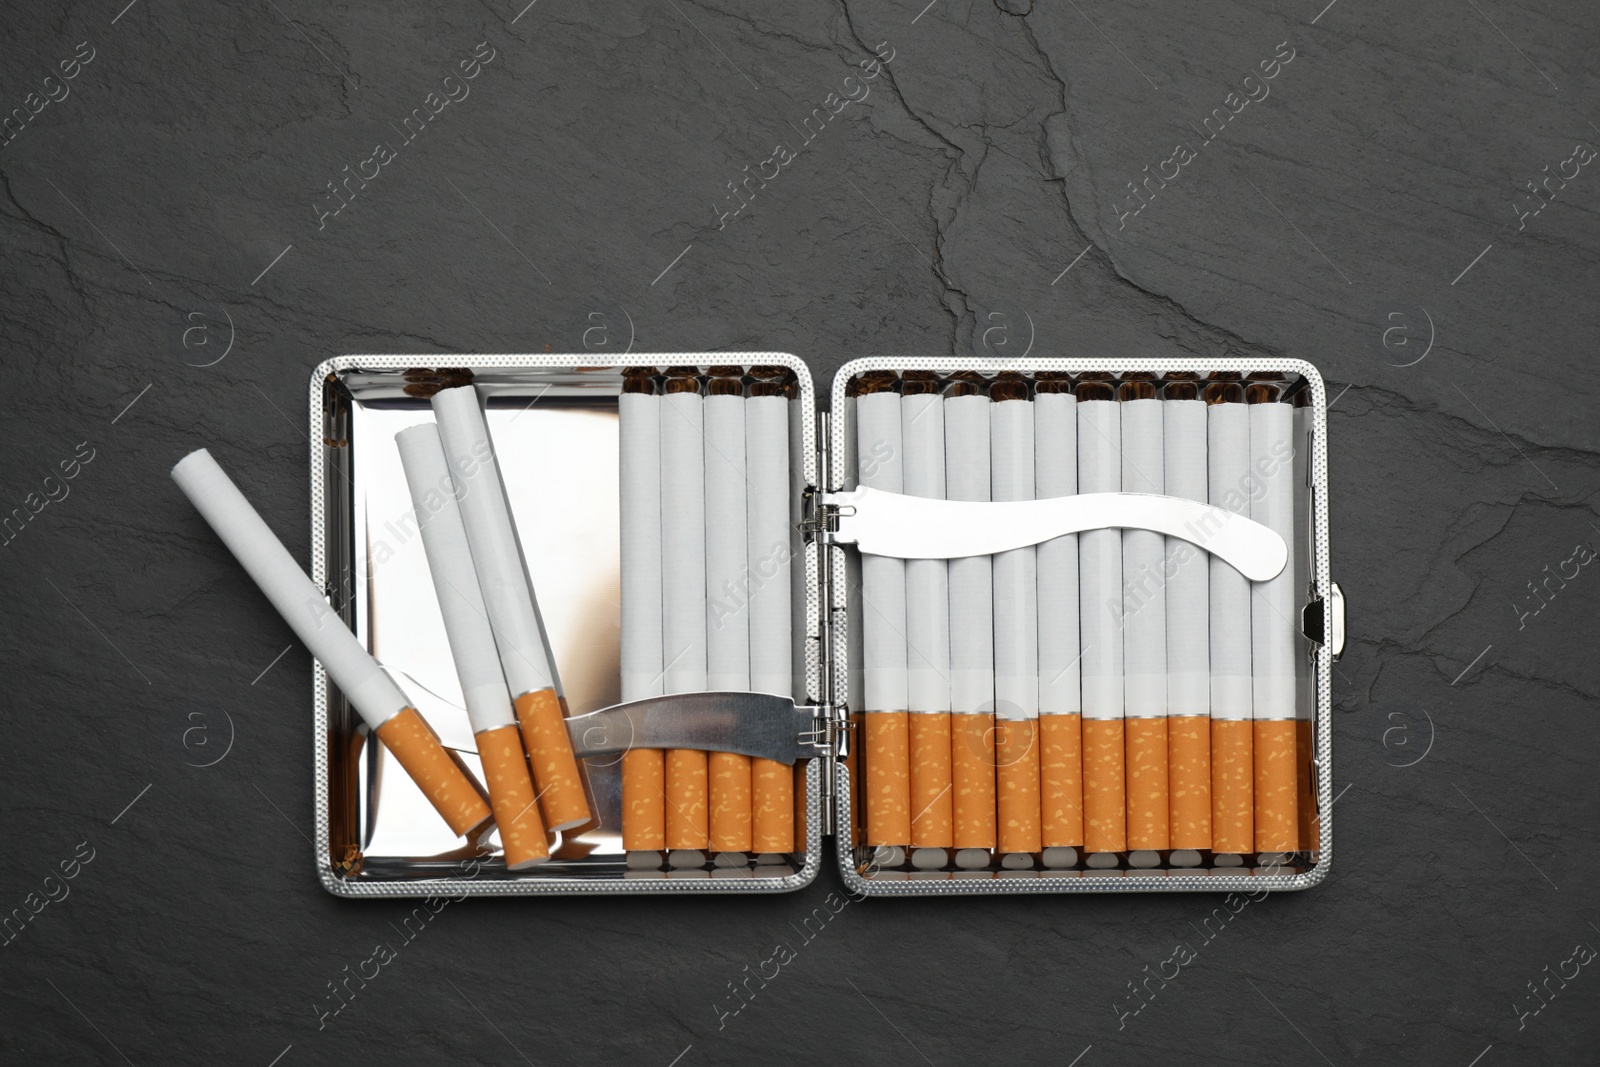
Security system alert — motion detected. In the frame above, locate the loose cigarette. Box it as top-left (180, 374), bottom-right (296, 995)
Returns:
top-left (705, 368), bottom-right (753, 856)
top-left (944, 372), bottom-right (996, 857)
top-left (1035, 372), bottom-right (1083, 849)
top-left (431, 385), bottom-right (592, 833)
top-left (395, 424), bottom-right (548, 869)
top-left (1248, 380), bottom-right (1298, 855)
top-left (747, 367), bottom-right (795, 854)
top-left (991, 373), bottom-right (1040, 857)
top-left (1120, 376), bottom-right (1168, 852)
top-left (171, 449), bottom-right (492, 841)
top-left (853, 372), bottom-right (912, 848)
top-left (1162, 377), bottom-right (1211, 851)
top-left (1207, 377), bottom-right (1253, 855)
top-left (1076, 377), bottom-right (1125, 855)
top-left (659, 368), bottom-right (710, 858)
top-left (620, 368), bottom-right (666, 857)
top-left (901, 370), bottom-right (955, 861)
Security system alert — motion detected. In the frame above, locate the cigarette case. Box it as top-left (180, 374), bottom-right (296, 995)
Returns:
top-left (308, 354), bottom-right (1342, 898)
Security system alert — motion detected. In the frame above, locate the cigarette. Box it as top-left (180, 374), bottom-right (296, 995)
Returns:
top-left (1076, 375), bottom-right (1126, 856)
top-left (1119, 374), bottom-right (1168, 854)
top-left (747, 366), bottom-right (796, 854)
top-left (1035, 372), bottom-right (1083, 852)
top-left (1291, 384), bottom-right (1318, 855)
top-left (395, 424), bottom-right (549, 869)
top-left (170, 449), bottom-right (492, 841)
top-left (705, 367), bottom-right (753, 857)
top-left (1207, 376), bottom-right (1253, 857)
top-left (853, 372), bottom-right (911, 851)
top-left (619, 368), bottom-right (667, 859)
top-left (1162, 375), bottom-right (1211, 852)
top-left (990, 373), bottom-right (1041, 859)
top-left (431, 385), bottom-right (592, 833)
top-left (659, 367), bottom-right (710, 860)
top-left (945, 371), bottom-right (998, 859)
top-left (1247, 378), bottom-right (1298, 856)
top-left (904, 370), bottom-right (956, 864)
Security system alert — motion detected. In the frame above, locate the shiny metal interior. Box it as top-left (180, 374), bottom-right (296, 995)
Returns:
top-left (310, 356), bottom-right (821, 896)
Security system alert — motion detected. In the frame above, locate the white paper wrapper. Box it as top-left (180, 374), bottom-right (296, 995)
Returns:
top-left (172, 449), bottom-right (409, 730)
top-left (619, 391), bottom-right (664, 702)
top-left (395, 424), bottom-right (516, 733)
top-left (1035, 391), bottom-right (1081, 716)
top-left (704, 392), bottom-right (750, 692)
top-left (945, 392), bottom-right (993, 715)
top-left (1163, 397), bottom-right (1209, 717)
top-left (660, 389), bottom-right (709, 695)
top-left (1250, 399), bottom-right (1296, 721)
top-left (1120, 396), bottom-right (1166, 718)
top-left (1208, 400), bottom-right (1252, 721)
top-left (431, 386), bottom-right (556, 699)
top-left (1076, 398), bottom-right (1123, 721)
top-left (855, 391), bottom-right (907, 712)
top-left (990, 395), bottom-right (1037, 721)
top-left (746, 393), bottom-right (792, 698)
top-left (902, 391), bottom-right (951, 713)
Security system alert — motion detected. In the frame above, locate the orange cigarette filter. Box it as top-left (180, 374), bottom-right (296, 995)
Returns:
top-left (1254, 719), bottom-right (1299, 854)
top-left (709, 752), bottom-right (753, 853)
top-left (996, 718), bottom-right (1041, 854)
top-left (514, 688), bottom-right (592, 832)
top-left (863, 711), bottom-right (911, 846)
top-left (1082, 718), bottom-right (1126, 853)
top-left (374, 708), bottom-right (493, 840)
top-left (1125, 718), bottom-right (1169, 850)
top-left (1211, 719), bottom-right (1253, 853)
top-left (665, 748), bottom-right (709, 849)
top-left (475, 724), bottom-right (550, 868)
top-left (951, 712), bottom-right (995, 848)
top-left (1040, 714), bottom-right (1084, 846)
top-left (1168, 714), bottom-right (1211, 850)
top-left (910, 714), bottom-right (955, 847)
top-left (1297, 718), bottom-right (1318, 852)
top-left (751, 757), bottom-right (794, 853)
top-left (622, 748), bottom-right (666, 851)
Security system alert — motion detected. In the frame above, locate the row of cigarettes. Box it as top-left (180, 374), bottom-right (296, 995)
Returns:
top-left (849, 369), bottom-right (1316, 870)
top-left (618, 366), bottom-right (805, 869)
top-left (173, 386), bottom-right (594, 870)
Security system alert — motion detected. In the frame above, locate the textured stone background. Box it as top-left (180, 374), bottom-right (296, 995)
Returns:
top-left (1, 1), bottom-right (1596, 1064)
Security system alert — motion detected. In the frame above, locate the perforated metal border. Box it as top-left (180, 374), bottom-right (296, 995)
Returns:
top-left (307, 353), bottom-right (822, 897)
top-left (828, 357), bottom-right (1334, 896)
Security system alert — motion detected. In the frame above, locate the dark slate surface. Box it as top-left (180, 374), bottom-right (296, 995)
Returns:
top-left (1, 2), bottom-right (1596, 1064)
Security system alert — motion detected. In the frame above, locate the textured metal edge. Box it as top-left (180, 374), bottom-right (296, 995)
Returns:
top-left (829, 356), bottom-right (1332, 896)
top-left (307, 353), bottom-right (823, 897)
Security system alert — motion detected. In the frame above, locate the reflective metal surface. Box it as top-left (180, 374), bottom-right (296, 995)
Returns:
top-left (564, 692), bottom-right (823, 763)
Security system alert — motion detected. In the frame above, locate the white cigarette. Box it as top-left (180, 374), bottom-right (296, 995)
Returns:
top-left (1163, 392), bottom-right (1209, 717)
top-left (944, 390), bottom-right (993, 716)
top-left (1077, 395), bottom-right (1123, 722)
top-left (430, 386), bottom-right (555, 699)
top-left (1120, 390), bottom-right (1166, 719)
top-left (855, 388), bottom-right (907, 714)
top-left (902, 390), bottom-right (951, 715)
top-left (393, 424), bottom-right (515, 734)
top-left (990, 388), bottom-right (1038, 721)
top-left (1249, 397), bottom-right (1296, 720)
top-left (619, 386), bottom-right (664, 704)
top-left (1035, 386), bottom-right (1080, 716)
top-left (703, 388), bottom-right (750, 692)
top-left (659, 384), bottom-right (709, 695)
top-left (745, 389), bottom-right (792, 699)
top-left (172, 449), bottom-right (410, 731)
top-left (1208, 396), bottom-right (1253, 722)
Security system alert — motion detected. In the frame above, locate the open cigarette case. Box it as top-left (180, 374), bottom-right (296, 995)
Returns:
top-left (308, 354), bottom-right (1342, 898)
